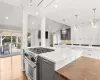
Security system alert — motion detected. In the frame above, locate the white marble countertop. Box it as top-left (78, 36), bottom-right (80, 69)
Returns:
top-left (39, 47), bottom-right (64, 63)
top-left (39, 45), bottom-right (100, 70)
top-left (39, 47), bottom-right (83, 70)
top-left (39, 47), bottom-right (82, 63)
top-left (54, 44), bottom-right (100, 50)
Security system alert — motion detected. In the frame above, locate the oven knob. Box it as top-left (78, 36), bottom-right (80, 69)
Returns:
top-left (31, 57), bottom-right (35, 62)
top-left (24, 53), bottom-right (28, 57)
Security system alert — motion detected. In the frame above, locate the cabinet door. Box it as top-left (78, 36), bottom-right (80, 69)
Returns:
top-left (83, 50), bottom-right (91, 58)
top-left (55, 74), bottom-right (65, 80)
top-left (41, 58), bottom-right (55, 80)
top-left (91, 53), bottom-right (99, 59)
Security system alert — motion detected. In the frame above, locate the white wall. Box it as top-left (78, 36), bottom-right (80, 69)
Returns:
top-left (53, 20), bottom-right (100, 45)
top-left (33, 30), bottom-right (51, 47)
top-left (71, 20), bottom-right (100, 45)
top-left (53, 31), bottom-right (61, 44)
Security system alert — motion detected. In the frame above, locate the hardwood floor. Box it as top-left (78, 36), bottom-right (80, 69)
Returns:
top-left (0, 55), bottom-right (27, 80)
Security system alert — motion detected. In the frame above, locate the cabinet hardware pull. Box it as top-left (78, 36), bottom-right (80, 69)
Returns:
top-left (88, 50), bottom-right (92, 51)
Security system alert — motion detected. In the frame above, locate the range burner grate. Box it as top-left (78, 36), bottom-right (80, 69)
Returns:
top-left (28, 47), bottom-right (55, 54)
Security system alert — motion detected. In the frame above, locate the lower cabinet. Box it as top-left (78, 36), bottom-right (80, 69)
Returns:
top-left (55, 74), bottom-right (65, 80)
top-left (38, 56), bottom-right (64, 80)
top-left (82, 50), bottom-right (100, 59)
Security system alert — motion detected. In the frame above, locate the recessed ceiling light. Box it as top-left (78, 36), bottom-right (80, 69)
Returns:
top-left (54, 5), bottom-right (58, 8)
top-left (28, 12), bottom-right (31, 14)
top-left (5, 17), bottom-right (8, 19)
top-left (36, 12), bottom-right (38, 15)
top-left (49, 26), bottom-right (51, 28)
top-left (32, 22), bottom-right (34, 24)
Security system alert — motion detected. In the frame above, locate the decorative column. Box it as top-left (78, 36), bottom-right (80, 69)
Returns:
top-left (57, 31), bottom-right (59, 44)
top-left (16, 35), bottom-right (18, 48)
top-left (10, 32), bottom-right (12, 54)
top-left (34, 30), bottom-right (38, 46)
top-left (22, 9), bottom-right (28, 71)
top-left (22, 9), bottom-right (28, 49)
top-left (0, 36), bottom-right (2, 46)
top-left (41, 17), bottom-right (46, 47)
top-left (31, 30), bottom-right (35, 47)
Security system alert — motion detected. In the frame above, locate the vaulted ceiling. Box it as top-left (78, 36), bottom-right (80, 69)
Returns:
top-left (0, 0), bottom-right (21, 6)
top-left (0, 0), bottom-right (100, 32)
top-left (26, 0), bottom-right (100, 26)
top-left (0, 1), bottom-right (22, 30)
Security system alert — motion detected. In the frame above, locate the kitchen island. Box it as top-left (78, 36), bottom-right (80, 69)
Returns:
top-left (38, 47), bottom-right (82, 80)
top-left (25, 46), bottom-right (100, 80)
top-left (56, 57), bottom-right (100, 80)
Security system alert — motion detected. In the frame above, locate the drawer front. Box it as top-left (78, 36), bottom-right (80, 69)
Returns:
top-left (90, 53), bottom-right (100, 59)
top-left (83, 50), bottom-right (100, 59)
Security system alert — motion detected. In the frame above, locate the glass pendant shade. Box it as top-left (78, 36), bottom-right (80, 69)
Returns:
top-left (62, 26), bottom-right (67, 34)
top-left (92, 8), bottom-right (96, 28)
top-left (62, 30), bottom-right (66, 34)
top-left (90, 19), bottom-right (96, 28)
top-left (74, 25), bottom-right (79, 31)
top-left (74, 15), bottom-right (79, 31)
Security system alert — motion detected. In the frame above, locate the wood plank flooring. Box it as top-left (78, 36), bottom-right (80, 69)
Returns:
top-left (0, 55), bottom-right (27, 80)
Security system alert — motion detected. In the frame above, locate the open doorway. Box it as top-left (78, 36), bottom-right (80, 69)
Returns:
top-left (0, 31), bottom-right (22, 57)
top-left (50, 34), bottom-right (53, 47)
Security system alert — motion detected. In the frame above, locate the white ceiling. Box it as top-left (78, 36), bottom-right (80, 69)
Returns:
top-left (0, 1), bottom-right (22, 30)
top-left (28, 15), bottom-right (69, 33)
top-left (28, 15), bottom-right (41, 30)
top-left (0, 0), bottom-right (67, 33)
top-left (22, 0), bottom-right (100, 27)
top-left (37, 0), bottom-right (100, 26)
top-left (0, 0), bottom-right (21, 6)
top-left (0, 0), bottom-right (100, 32)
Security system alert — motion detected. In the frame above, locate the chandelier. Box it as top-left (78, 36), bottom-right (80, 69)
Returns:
top-left (62, 25), bottom-right (67, 34)
top-left (91, 8), bottom-right (97, 28)
top-left (74, 15), bottom-right (79, 31)
top-left (62, 19), bottom-right (67, 34)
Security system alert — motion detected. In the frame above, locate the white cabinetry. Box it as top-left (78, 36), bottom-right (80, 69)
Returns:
top-left (55, 52), bottom-right (81, 70)
top-left (90, 52), bottom-right (100, 59)
top-left (82, 49), bottom-right (100, 59)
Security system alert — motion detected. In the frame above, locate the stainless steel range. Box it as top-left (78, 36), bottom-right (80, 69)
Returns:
top-left (23, 47), bottom-right (55, 80)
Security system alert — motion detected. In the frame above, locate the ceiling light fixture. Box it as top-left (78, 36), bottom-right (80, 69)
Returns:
top-left (36, 12), bottom-right (38, 15)
top-left (74, 15), bottom-right (79, 31)
top-left (32, 22), bottom-right (34, 24)
top-left (62, 19), bottom-right (67, 34)
top-left (92, 8), bottom-right (96, 28)
top-left (28, 12), bottom-right (31, 14)
top-left (49, 26), bottom-right (51, 28)
top-left (29, 0), bottom-right (33, 6)
top-left (62, 26), bottom-right (67, 34)
top-left (5, 17), bottom-right (8, 20)
top-left (54, 5), bottom-right (58, 8)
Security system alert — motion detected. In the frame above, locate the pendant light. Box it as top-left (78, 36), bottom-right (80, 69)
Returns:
top-left (29, 0), bottom-right (33, 6)
top-left (62, 25), bottom-right (67, 34)
top-left (92, 8), bottom-right (96, 28)
top-left (74, 15), bottom-right (79, 31)
top-left (62, 19), bottom-right (67, 34)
